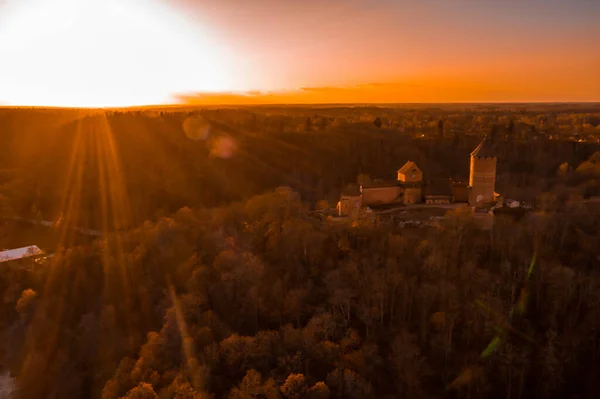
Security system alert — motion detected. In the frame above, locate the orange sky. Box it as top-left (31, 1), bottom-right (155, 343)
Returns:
top-left (173, 0), bottom-right (600, 103)
top-left (0, 0), bottom-right (598, 106)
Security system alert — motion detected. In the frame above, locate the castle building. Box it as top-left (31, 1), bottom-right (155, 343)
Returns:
top-left (397, 161), bottom-right (423, 204)
top-left (468, 136), bottom-right (498, 206)
top-left (356, 161), bottom-right (424, 209)
top-left (336, 185), bottom-right (362, 218)
top-left (336, 137), bottom-right (499, 216)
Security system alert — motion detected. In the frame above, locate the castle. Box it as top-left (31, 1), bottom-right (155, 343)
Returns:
top-left (337, 137), bottom-right (500, 217)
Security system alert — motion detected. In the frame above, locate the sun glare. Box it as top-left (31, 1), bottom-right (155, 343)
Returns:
top-left (0, 0), bottom-right (237, 108)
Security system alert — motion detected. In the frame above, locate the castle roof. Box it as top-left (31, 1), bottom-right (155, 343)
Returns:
top-left (397, 161), bottom-right (421, 174)
top-left (471, 137), bottom-right (496, 158)
top-left (361, 181), bottom-right (399, 189)
top-left (425, 178), bottom-right (453, 196)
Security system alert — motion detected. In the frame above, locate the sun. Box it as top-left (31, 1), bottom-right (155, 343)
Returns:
top-left (0, 0), bottom-right (237, 108)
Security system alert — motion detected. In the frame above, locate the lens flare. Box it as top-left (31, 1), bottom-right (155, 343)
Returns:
top-left (183, 115), bottom-right (211, 141)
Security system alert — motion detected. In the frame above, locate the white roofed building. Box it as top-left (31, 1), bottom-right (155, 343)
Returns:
top-left (0, 245), bottom-right (45, 266)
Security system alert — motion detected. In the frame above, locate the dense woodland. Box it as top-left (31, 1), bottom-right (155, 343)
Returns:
top-left (1, 105), bottom-right (600, 230)
top-left (1, 105), bottom-right (600, 398)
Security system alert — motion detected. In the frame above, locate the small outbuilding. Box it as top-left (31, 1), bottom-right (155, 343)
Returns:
top-left (337, 185), bottom-right (362, 217)
top-left (0, 245), bottom-right (45, 267)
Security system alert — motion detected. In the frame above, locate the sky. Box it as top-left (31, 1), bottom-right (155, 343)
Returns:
top-left (0, 0), bottom-right (598, 106)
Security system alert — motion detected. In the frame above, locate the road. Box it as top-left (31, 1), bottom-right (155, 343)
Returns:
top-left (1, 216), bottom-right (103, 237)
top-left (374, 202), bottom-right (465, 216)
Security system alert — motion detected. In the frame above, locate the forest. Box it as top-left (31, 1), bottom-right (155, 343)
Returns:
top-left (0, 105), bottom-right (600, 398)
top-left (1, 104), bottom-right (600, 229)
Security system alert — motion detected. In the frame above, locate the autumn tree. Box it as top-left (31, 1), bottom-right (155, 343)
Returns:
top-left (123, 382), bottom-right (158, 399)
top-left (280, 373), bottom-right (307, 399)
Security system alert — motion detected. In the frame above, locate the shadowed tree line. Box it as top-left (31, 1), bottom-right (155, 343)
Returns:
top-left (1, 107), bottom-right (599, 231)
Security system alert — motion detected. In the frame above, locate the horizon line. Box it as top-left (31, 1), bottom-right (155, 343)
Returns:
top-left (1, 101), bottom-right (600, 111)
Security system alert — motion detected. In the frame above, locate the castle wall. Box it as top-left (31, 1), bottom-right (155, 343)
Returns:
top-left (426, 195), bottom-right (452, 204)
top-left (362, 186), bottom-right (402, 206)
top-left (403, 186), bottom-right (422, 204)
top-left (453, 183), bottom-right (469, 203)
top-left (469, 156), bottom-right (497, 205)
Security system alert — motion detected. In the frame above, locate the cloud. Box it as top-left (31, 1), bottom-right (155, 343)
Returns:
top-left (174, 77), bottom-right (598, 105)
top-left (174, 81), bottom-right (437, 105)
top-left (299, 86), bottom-right (344, 93)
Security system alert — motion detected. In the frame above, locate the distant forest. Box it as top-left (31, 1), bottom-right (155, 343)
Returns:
top-left (0, 105), bottom-right (600, 398)
top-left (1, 105), bottom-right (599, 230)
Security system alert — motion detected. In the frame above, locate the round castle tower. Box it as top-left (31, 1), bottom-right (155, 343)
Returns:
top-left (469, 137), bottom-right (497, 206)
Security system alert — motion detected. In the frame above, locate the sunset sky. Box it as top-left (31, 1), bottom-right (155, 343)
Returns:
top-left (0, 0), bottom-right (598, 106)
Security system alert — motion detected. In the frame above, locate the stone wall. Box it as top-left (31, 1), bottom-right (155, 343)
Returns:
top-left (362, 186), bottom-right (403, 206)
top-left (453, 183), bottom-right (469, 203)
top-left (404, 187), bottom-right (422, 204)
top-left (426, 195), bottom-right (452, 204)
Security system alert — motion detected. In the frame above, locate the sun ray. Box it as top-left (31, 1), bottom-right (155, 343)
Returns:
top-left (92, 113), bottom-right (141, 350)
top-left (167, 280), bottom-right (204, 391)
top-left (55, 119), bottom-right (87, 248)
